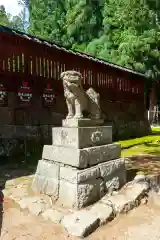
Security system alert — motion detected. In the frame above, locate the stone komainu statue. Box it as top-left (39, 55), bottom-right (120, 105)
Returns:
top-left (60, 70), bottom-right (101, 119)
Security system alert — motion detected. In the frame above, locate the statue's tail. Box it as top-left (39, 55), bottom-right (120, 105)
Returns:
top-left (86, 88), bottom-right (100, 105)
top-left (85, 88), bottom-right (101, 119)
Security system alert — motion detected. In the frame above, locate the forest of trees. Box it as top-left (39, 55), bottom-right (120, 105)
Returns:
top-left (0, 4), bottom-right (25, 31)
top-left (0, 0), bottom-right (160, 80)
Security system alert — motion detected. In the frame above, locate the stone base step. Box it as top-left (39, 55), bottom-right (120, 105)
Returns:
top-left (42, 143), bottom-right (121, 168)
top-left (52, 125), bottom-right (112, 149)
top-left (32, 158), bottom-right (126, 209)
top-left (62, 181), bottom-right (149, 238)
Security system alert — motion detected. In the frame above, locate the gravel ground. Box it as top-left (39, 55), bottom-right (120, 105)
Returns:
top-left (0, 167), bottom-right (160, 240)
top-left (1, 198), bottom-right (77, 240)
top-left (1, 197), bottom-right (160, 240)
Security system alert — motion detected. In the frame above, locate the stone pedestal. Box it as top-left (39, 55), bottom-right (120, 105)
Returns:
top-left (32, 119), bottom-right (126, 209)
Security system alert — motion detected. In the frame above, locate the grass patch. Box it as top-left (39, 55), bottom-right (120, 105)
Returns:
top-left (117, 127), bottom-right (160, 157)
top-left (116, 127), bottom-right (160, 175)
top-left (152, 127), bottom-right (160, 135)
top-left (118, 136), bottom-right (160, 157)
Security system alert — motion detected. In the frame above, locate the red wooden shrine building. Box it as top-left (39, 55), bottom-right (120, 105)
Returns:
top-left (0, 25), bottom-right (151, 159)
top-left (0, 25), bottom-right (147, 103)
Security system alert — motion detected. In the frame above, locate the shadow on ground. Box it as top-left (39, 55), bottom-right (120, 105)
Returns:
top-left (151, 130), bottom-right (160, 136)
top-left (0, 163), bottom-right (36, 236)
top-left (127, 155), bottom-right (160, 175)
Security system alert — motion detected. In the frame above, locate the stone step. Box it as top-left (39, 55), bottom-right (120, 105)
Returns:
top-left (18, 196), bottom-right (50, 216)
top-left (42, 209), bottom-right (64, 224)
top-left (61, 182), bottom-right (149, 238)
top-left (101, 182), bottom-right (149, 214)
top-left (42, 143), bottom-right (121, 168)
top-left (52, 125), bottom-right (112, 149)
top-left (62, 210), bottom-right (100, 238)
top-left (89, 202), bottom-right (114, 225)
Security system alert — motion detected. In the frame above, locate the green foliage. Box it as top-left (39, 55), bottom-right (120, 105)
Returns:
top-left (1, 0), bottom-right (160, 80)
top-left (10, 11), bottom-right (25, 32)
top-left (28, 0), bottom-right (67, 44)
top-left (28, 0), bottom-right (104, 47)
top-left (0, 5), bottom-right (10, 26)
top-left (0, 4), bottom-right (25, 32)
top-left (85, 0), bottom-right (160, 78)
top-left (65, 0), bottom-right (104, 46)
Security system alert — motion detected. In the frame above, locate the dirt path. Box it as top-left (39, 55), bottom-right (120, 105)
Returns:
top-left (1, 198), bottom-right (76, 240)
top-left (1, 197), bottom-right (160, 240)
top-left (88, 199), bottom-right (160, 240)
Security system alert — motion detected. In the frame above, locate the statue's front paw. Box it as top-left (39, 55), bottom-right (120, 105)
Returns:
top-left (73, 114), bottom-right (83, 119)
top-left (66, 114), bottom-right (74, 119)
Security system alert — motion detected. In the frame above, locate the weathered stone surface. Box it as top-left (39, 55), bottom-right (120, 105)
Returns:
top-left (101, 182), bottom-right (149, 214)
top-left (60, 165), bottom-right (100, 183)
top-left (105, 176), bottom-right (120, 194)
top-left (28, 203), bottom-right (46, 216)
top-left (18, 196), bottom-right (49, 216)
top-left (33, 162), bottom-right (104, 208)
top-left (32, 174), bottom-right (59, 199)
top-left (32, 159), bottom-right (60, 198)
top-left (104, 171), bottom-right (126, 194)
top-left (122, 182), bottom-right (149, 198)
top-left (147, 175), bottom-right (160, 191)
top-left (102, 194), bottom-right (132, 213)
top-left (32, 158), bottom-right (126, 208)
top-left (52, 126), bottom-right (112, 149)
top-left (43, 144), bottom-right (84, 168)
top-left (89, 202), bottom-right (113, 225)
top-left (99, 158), bottom-right (125, 178)
top-left (42, 209), bottom-right (64, 223)
top-left (42, 143), bottom-right (120, 168)
top-left (99, 158), bottom-right (126, 193)
top-left (62, 118), bottom-right (104, 127)
top-left (58, 178), bottom-right (103, 208)
top-left (134, 174), bottom-right (146, 183)
top-left (17, 197), bottom-right (36, 209)
top-left (35, 159), bottom-right (60, 178)
top-left (62, 210), bottom-right (100, 238)
top-left (77, 179), bottom-right (104, 208)
top-left (150, 190), bottom-right (160, 206)
top-left (83, 143), bottom-right (121, 166)
top-left (58, 179), bottom-right (77, 208)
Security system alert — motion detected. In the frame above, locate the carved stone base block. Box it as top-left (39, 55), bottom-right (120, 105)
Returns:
top-left (32, 158), bottom-right (126, 209)
top-left (52, 125), bottom-right (112, 149)
top-left (42, 143), bottom-right (121, 168)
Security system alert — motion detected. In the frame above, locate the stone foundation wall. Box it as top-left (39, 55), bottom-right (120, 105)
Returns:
top-left (0, 92), bottom-right (65, 160)
top-left (0, 92), bottom-right (150, 159)
top-left (100, 99), bottom-right (151, 140)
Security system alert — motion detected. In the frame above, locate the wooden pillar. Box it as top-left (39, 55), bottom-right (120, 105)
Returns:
top-left (149, 84), bottom-right (157, 124)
